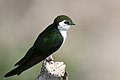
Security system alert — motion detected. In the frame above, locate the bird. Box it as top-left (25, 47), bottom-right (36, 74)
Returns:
top-left (4, 15), bottom-right (75, 77)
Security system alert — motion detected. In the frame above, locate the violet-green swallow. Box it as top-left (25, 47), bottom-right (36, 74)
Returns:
top-left (4, 15), bottom-right (75, 77)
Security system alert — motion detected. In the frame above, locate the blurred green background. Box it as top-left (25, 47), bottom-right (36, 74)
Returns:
top-left (1, 0), bottom-right (120, 80)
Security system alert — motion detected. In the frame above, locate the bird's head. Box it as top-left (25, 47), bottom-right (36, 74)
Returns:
top-left (53, 15), bottom-right (75, 31)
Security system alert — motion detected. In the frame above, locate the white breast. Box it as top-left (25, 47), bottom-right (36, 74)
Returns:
top-left (57, 20), bottom-right (71, 44)
top-left (59, 30), bottom-right (67, 44)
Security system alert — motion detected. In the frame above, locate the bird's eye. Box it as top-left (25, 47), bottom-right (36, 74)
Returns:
top-left (64, 21), bottom-right (70, 25)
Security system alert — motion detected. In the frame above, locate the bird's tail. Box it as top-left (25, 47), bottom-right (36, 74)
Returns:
top-left (4, 67), bottom-right (22, 77)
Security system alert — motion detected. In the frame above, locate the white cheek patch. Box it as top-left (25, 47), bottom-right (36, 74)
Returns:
top-left (59, 20), bottom-right (66, 27)
top-left (58, 20), bottom-right (71, 31)
top-left (57, 20), bottom-right (71, 44)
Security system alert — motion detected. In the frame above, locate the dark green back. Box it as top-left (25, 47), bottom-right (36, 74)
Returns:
top-left (33, 23), bottom-right (63, 55)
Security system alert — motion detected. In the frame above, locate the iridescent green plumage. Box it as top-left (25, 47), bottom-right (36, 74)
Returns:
top-left (4, 15), bottom-right (75, 77)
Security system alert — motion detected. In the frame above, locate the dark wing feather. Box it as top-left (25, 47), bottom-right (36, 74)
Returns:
top-left (14, 47), bottom-right (35, 66)
top-left (5, 24), bottom-right (63, 77)
top-left (5, 47), bottom-right (45, 77)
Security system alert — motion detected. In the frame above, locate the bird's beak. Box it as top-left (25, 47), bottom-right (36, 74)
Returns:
top-left (70, 23), bottom-right (75, 25)
top-left (71, 23), bottom-right (75, 25)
